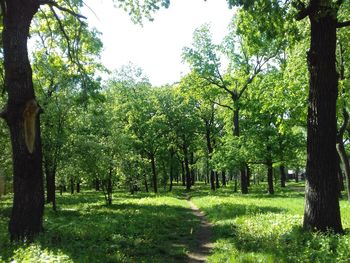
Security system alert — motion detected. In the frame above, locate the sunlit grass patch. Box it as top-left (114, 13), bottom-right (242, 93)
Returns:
top-left (0, 189), bottom-right (198, 263)
top-left (191, 183), bottom-right (350, 263)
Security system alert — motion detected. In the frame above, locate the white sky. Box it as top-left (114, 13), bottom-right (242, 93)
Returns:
top-left (83, 0), bottom-right (234, 86)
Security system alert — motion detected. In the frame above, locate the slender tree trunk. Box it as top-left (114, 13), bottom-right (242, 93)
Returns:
top-left (303, 9), bottom-right (342, 233)
top-left (215, 171), bottom-right (220, 189)
top-left (70, 178), bottom-right (74, 194)
top-left (234, 173), bottom-right (238, 193)
top-left (95, 178), bottom-right (100, 191)
top-left (267, 160), bottom-right (274, 195)
top-left (150, 154), bottom-right (157, 193)
top-left (246, 165), bottom-right (251, 187)
top-left (240, 168), bottom-right (248, 194)
top-left (337, 141), bottom-right (350, 203)
top-left (143, 174), bottom-right (149, 193)
top-left (106, 166), bottom-right (113, 205)
top-left (45, 162), bottom-right (56, 211)
top-left (183, 146), bottom-right (191, 190)
top-left (169, 151), bottom-right (174, 192)
top-left (233, 107), bottom-right (248, 194)
top-left (222, 171), bottom-right (226, 186)
top-left (2, 1), bottom-right (44, 241)
top-left (210, 170), bottom-right (215, 191)
top-left (76, 181), bottom-right (80, 193)
top-left (280, 165), bottom-right (286, 188)
top-left (181, 161), bottom-right (185, 186)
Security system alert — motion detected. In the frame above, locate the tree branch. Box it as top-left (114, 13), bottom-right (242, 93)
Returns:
top-left (49, 6), bottom-right (74, 62)
top-left (208, 98), bottom-right (233, 111)
top-left (0, 107), bottom-right (7, 120)
top-left (337, 20), bottom-right (350, 28)
top-left (39, 0), bottom-right (87, 19)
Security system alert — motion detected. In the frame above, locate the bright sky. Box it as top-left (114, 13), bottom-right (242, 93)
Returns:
top-left (83, 0), bottom-right (234, 86)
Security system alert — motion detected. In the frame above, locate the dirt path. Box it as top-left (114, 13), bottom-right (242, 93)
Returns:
top-left (186, 194), bottom-right (214, 263)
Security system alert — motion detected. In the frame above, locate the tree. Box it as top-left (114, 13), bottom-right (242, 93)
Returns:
top-left (0, 0), bottom-right (170, 241)
top-left (226, 0), bottom-right (347, 233)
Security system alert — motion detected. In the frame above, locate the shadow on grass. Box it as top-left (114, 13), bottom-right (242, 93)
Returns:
top-left (0, 192), bottom-right (201, 263)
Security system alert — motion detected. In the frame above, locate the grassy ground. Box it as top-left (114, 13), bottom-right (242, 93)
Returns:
top-left (1, 182), bottom-right (350, 263)
top-left (190, 182), bottom-right (350, 263)
top-left (0, 190), bottom-right (198, 263)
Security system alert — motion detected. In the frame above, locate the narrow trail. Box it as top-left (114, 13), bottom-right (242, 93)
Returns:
top-left (185, 194), bottom-right (214, 263)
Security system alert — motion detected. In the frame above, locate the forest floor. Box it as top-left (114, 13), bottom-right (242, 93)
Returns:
top-left (1, 182), bottom-right (350, 262)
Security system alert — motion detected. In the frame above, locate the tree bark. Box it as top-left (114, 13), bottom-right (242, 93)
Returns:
top-left (337, 141), bottom-right (350, 203)
top-left (150, 154), bottom-right (158, 193)
top-left (181, 161), bottom-right (185, 186)
top-left (303, 7), bottom-right (343, 233)
top-left (222, 171), bottom-right (226, 186)
top-left (3, 1), bottom-right (44, 241)
top-left (215, 171), bottom-right (220, 189)
top-left (143, 174), bottom-right (149, 193)
top-left (183, 146), bottom-right (191, 190)
top-left (267, 160), bottom-right (274, 195)
top-left (76, 181), bottom-right (80, 193)
top-left (45, 162), bottom-right (56, 211)
top-left (70, 178), bottom-right (74, 194)
top-left (280, 165), bottom-right (286, 188)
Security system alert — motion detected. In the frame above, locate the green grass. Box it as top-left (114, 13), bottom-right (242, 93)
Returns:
top-left (1, 182), bottom-right (350, 263)
top-left (190, 182), bottom-right (350, 263)
top-left (0, 190), bottom-right (198, 263)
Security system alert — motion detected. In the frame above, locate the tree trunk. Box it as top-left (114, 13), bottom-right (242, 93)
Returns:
top-left (150, 154), bottom-right (158, 193)
top-left (210, 170), bottom-right (215, 191)
top-left (45, 162), bottom-right (56, 211)
top-left (280, 165), bottom-right (286, 188)
top-left (240, 168), bottom-right (248, 194)
top-left (143, 174), bottom-right (149, 193)
top-left (70, 178), bottom-right (74, 194)
top-left (303, 9), bottom-right (342, 233)
top-left (337, 141), bottom-right (350, 203)
top-left (95, 178), bottom-right (100, 191)
top-left (181, 161), bottom-right (185, 186)
top-left (215, 171), bottom-right (220, 189)
top-left (3, 1), bottom-right (44, 241)
top-left (234, 173), bottom-right (238, 193)
top-left (169, 151), bottom-right (174, 192)
top-left (246, 165), bottom-right (251, 187)
top-left (183, 146), bottom-right (191, 190)
top-left (267, 160), bottom-right (274, 195)
top-left (76, 181), bottom-right (80, 193)
top-left (222, 171), bottom-right (226, 186)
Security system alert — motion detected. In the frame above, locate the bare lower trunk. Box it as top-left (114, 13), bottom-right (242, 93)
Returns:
top-left (3, 1), bottom-right (44, 241)
top-left (303, 10), bottom-right (342, 233)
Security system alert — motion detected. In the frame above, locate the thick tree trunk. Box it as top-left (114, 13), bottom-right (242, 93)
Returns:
top-left (267, 160), bottom-right (274, 195)
top-left (3, 1), bottom-right (44, 241)
top-left (303, 10), bottom-right (342, 233)
top-left (150, 154), bottom-right (158, 193)
top-left (280, 165), bottom-right (286, 188)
